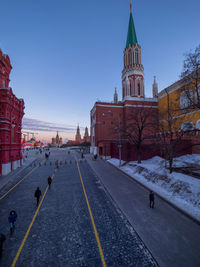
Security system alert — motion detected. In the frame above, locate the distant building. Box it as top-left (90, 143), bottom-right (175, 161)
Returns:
top-left (67, 125), bottom-right (90, 146)
top-left (51, 131), bottom-right (62, 147)
top-left (0, 49), bottom-right (24, 175)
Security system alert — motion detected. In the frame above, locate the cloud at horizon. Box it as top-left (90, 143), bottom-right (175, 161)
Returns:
top-left (22, 117), bottom-right (85, 140)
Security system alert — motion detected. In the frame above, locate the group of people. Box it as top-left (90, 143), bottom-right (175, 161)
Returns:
top-left (0, 210), bottom-right (17, 259)
top-left (0, 170), bottom-right (155, 260)
top-left (34, 176), bottom-right (52, 206)
top-left (0, 175), bottom-right (53, 259)
top-left (45, 152), bottom-right (50, 159)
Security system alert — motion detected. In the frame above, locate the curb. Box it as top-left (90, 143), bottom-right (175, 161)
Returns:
top-left (106, 160), bottom-right (200, 226)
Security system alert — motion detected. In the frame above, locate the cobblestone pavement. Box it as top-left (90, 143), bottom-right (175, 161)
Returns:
top-left (86, 156), bottom-right (200, 267)
top-left (0, 148), bottom-right (157, 266)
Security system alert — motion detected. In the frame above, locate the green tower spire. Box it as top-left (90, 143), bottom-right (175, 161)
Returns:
top-left (126, 2), bottom-right (138, 48)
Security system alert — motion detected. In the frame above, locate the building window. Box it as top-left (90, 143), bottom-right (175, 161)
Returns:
top-left (196, 120), bottom-right (200, 130)
top-left (195, 84), bottom-right (200, 104)
top-left (11, 124), bottom-right (15, 143)
top-left (130, 80), bottom-right (132, 95)
top-left (180, 89), bottom-right (193, 109)
top-left (3, 76), bottom-right (6, 87)
top-left (181, 121), bottom-right (194, 131)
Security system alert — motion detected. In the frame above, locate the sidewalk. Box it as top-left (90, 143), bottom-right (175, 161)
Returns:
top-left (0, 151), bottom-right (40, 192)
top-left (86, 155), bottom-right (200, 267)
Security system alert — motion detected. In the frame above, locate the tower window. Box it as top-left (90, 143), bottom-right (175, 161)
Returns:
top-left (138, 84), bottom-right (140, 96)
top-left (135, 51), bottom-right (139, 64)
top-left (3, 76), bottom-right (6, 87)
top-left (130, 80), bottom-right (132, 96)
top-left (129, 52), bottom-right (132, 65)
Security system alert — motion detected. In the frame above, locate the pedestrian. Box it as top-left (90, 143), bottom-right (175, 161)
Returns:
top-left (34, 187), bottom-right (42, 206)
top-left (8, 210), bottom-right (17, 235)
top-left (55, 160), bottom-right (59, 168)
top-left (0, 233), bottom-right (6, 259)
top-left (149, 191), bottom-right (155, 208)
top-left (48, 176), bottom-right (52, 189)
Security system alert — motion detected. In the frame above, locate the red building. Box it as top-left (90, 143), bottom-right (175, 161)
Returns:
top-left (0, 49), bottom-right (24, 175)
top-left (90, 3), bottom-right (158, 160)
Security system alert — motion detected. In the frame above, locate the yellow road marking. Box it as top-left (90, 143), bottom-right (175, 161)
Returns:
top-left (11, 172), bottom-right (55, 267)
top-left (0, 166), bottom-right (38, 201)
top-left (75, 158), bottom-right (107, 267)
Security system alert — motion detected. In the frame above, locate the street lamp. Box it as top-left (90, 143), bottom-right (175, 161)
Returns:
top-left (115, 117), bottom-right (122, 167)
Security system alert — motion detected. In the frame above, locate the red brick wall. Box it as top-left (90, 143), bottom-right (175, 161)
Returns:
top-left (0, 51), bottom-right (24, 175)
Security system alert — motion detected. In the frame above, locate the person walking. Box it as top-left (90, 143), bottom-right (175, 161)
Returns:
top-left (8, 210), bottom-right (17, 235)
top-left (149, 191), bottom-right (155, 208)
top-left (0, 233), bottom-right (6, 258)
top-left (34, 187), bottom-right (42, 206)
top-left (48, 176), bottom-right (52, 189)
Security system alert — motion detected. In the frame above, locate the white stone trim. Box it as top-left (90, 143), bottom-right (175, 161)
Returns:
top-left (17, 160), bottom-right (21, 167)
top-left (122, 69), bottom-right (144, 77)
top-left (123, 96), bottom-right (158, 102)
top-left (96, 104), bottom-right (123, 108)
top-left (90, 146), bottom-right (98, 155)
top-left (2, 162), bottom-right (11, 175)
top-left (196, 120), bottom-right (200, 129)
top-left (0, 120), bottom-right (10, 124)
top-left (124, 104), bottom-right (158, 108)
top-left (12, 160), bottom-right (18, 170)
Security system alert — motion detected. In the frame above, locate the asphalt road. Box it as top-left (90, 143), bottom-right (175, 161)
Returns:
top-left (0, 148), bottom-right (156, 266)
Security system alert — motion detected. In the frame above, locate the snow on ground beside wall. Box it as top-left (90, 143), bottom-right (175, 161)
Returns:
top-left (108, 155), bottom-right (200, 222)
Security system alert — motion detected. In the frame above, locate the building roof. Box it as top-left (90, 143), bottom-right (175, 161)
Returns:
top-left (126, 3), bottom-right (138, 47)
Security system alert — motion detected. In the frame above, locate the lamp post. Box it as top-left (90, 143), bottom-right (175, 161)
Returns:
top-left (115, 117), bottom-right (122, 166)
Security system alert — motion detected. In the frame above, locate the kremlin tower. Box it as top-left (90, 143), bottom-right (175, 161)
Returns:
top-left (90, 1), bottom-right (158, 160)
top-left (122, 1), bottom-right (145, 99)
top-left (84, 127), bottom-right (90, 143)
top-left (75, 125), bottom-right (81, 143)
top-left (152, 76), bottom-right (158, 98)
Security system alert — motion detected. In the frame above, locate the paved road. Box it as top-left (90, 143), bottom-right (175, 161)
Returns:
top-left (0, 148), bottom-right (156, 266)
top-left (86, 155), bottom-right (200, 267)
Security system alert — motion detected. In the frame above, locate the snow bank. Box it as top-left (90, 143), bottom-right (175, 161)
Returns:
top-left (108, 155), bottom-right (200, 222)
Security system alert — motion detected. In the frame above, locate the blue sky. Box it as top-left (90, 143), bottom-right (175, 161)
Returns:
top-left (1, 0), bottom-right (200, 140)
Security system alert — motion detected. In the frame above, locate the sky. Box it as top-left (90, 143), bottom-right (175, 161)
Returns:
top-left (1, 0), bottom-right (200, 142)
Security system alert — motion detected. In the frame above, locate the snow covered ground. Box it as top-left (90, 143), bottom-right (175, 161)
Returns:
top-left (108, 155), bottom-right (200, 222)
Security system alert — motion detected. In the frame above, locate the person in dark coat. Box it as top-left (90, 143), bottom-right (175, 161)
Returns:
top-left (34, 187), bottom-right (42, 206)
top-left (0, 233), bottom-right (6, 258)
top-left (48, 176), bottom-right (52, 189)
top-left (149, 191), bottom-right (155, 208)
top-left (8, 210), bottom-right (17, 235)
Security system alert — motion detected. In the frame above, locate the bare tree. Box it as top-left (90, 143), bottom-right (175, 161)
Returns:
top-left (123, 107), bottom-right (158, 163)
top-left (180, 44), bottom-right (200, 110)
top-left (155, 89), bottom-right (192, 173)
